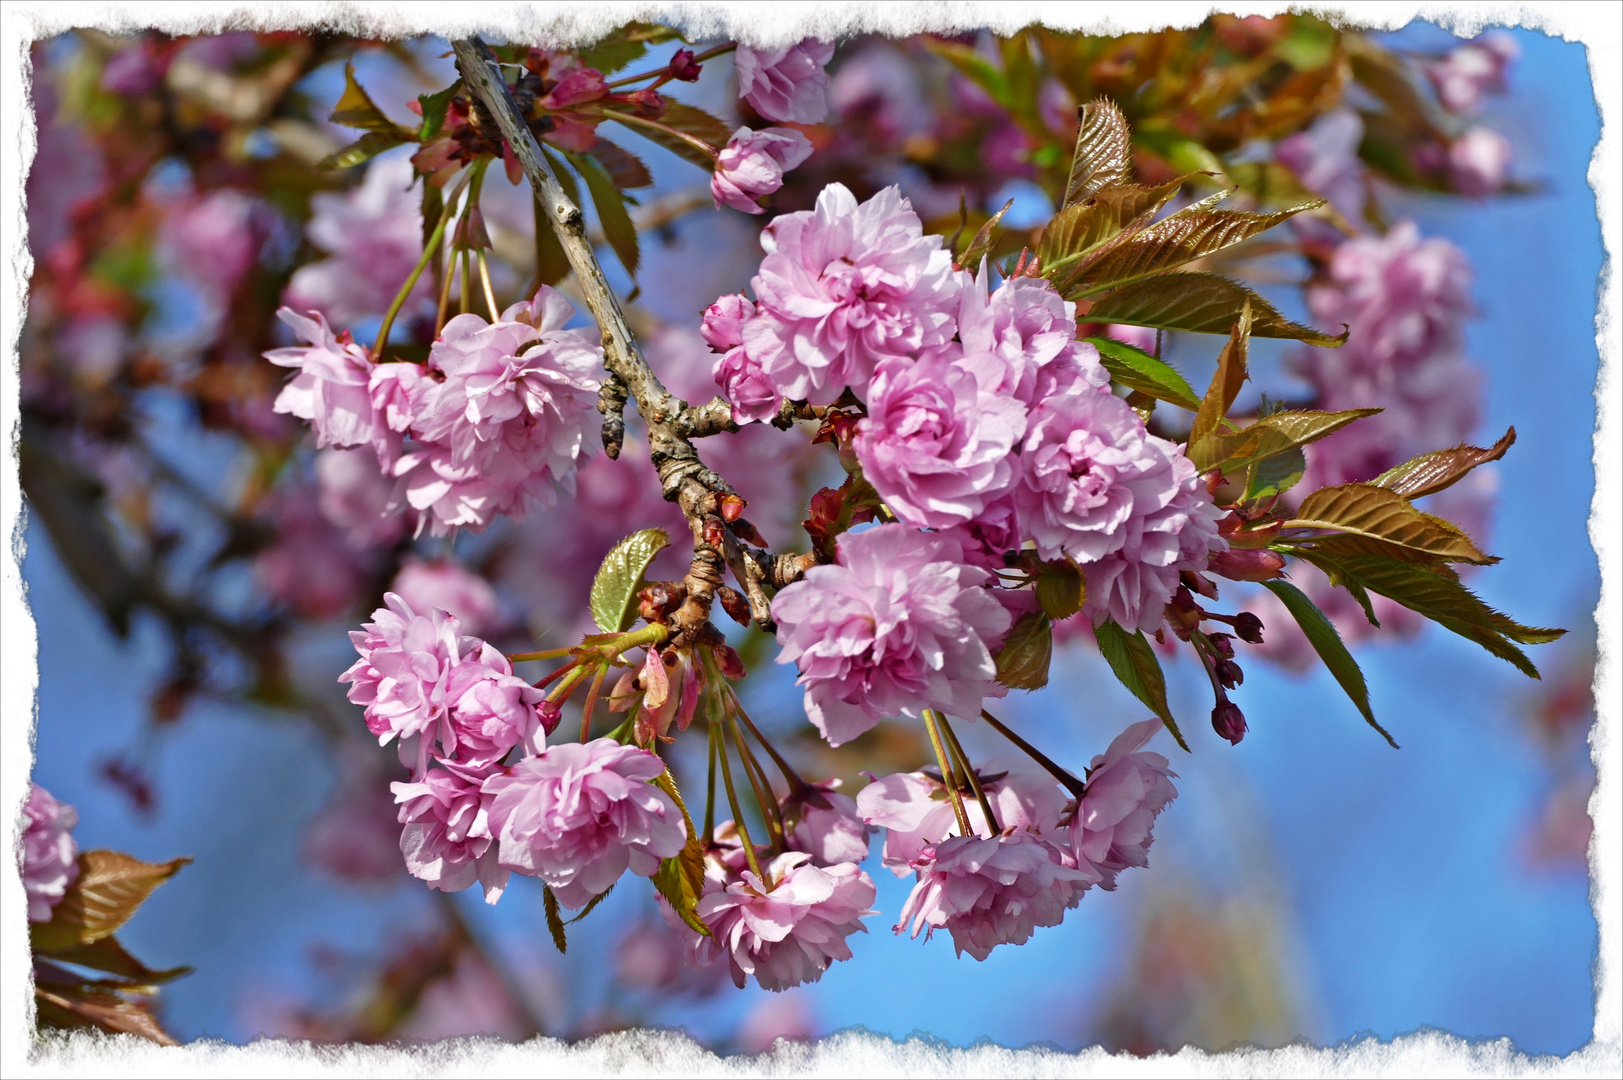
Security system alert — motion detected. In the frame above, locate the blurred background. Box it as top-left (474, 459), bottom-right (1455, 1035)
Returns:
top-left (19, 17), bottom-right (1599, 1055)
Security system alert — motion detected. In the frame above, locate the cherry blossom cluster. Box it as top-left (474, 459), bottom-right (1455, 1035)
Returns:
top-left (23, 782), bottom-right (80, 924)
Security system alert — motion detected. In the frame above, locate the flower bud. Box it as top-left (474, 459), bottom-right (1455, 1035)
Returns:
top-left (1233, 611), bottom-right (1265, 644)
top-left (668, 48), bottom-right (702, 82)
top-left (1207, 632), bottom-right (1235, 659)
top-left (715, 643), bottom-right (747, 681)
top-left (538, 699), bottom-right (563, 737)
top-left (1207, 547), bottom-right (1286, 582)
top-left (1211, 700), bottom-right (1247, 745)
top-left (1215, 658), bottom-right (1244, 689)
top-left (711, 127), bottom-right (813, 215)
top-left (717, 586), bottom-right (752, 627)
top-left (629, 88), bottom-right (666, 118)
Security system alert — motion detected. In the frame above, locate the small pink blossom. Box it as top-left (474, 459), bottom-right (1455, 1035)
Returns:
top-left (1429, 32), bottom-right (1519, 112)
top-left (695, 850), bottom-right (877, 991)
top-left (254, 486), bottom-right (371, 619)
top-left (1275, 108), bottom-right (1367, 224)
top-left (160, 188), bottom-right (263, 304)
top-left (390, 557), bottom-right (501, 637)
top-left (316, 447), bottom-right (407, 550)
top-left (1069, 719), bottom-right (1178, 889)
top-left (305, 756), bottom-right (407, 888)
top-left (712, 127), bottom-right (813, 214)
top-left (442, 642), bottom-right (545, 767)
top-left (736, 40), bottom-right (835, 124)
top-left (771, 524), bottom-right (1012, 746)
top-left (701, 294), bottom-right (754, 352)
top-left (265, 307), bottom-right (381, 454)
top-left (482, 739), bottom-right (686, 908)
top-left (341, 592), bottom-right (467, 751)
top-left (1448, 127), bottom-right (1513, 197)
top-left (392, 759), bottom-right (508, 902)
top-left (714, 346), bottom-right (782, 423)
top-left (23, 783), bottom-right (79, 923)
top-left (786, 780), bottom-right (873, 867)
top-left (895, 831), bottom-right (1089, 960)
top-left (742, 183), bottom-right (958, 404)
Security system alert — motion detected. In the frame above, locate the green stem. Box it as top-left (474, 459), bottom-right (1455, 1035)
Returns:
top-left (730, 717), bottom-right (785, 852)
top-left (459, 248), bottom-right (471, 317)
top-left (506, 646), bottom-right (577, 663)
top-left (579, 662), bottom-right (610, 743)
top-left (372, 178), bottom-right (464, 357)
top-left (923, 709), bottom-right (973, 837)
top-left (601, 42), bottom-right (738, 89)
top-left (939, 713), bottom-right (999, 836)
top-left (599, 108), bottom-right (720, 160)
top-left (731, 695), bottom-right (808, 793)
top-left (478, 249), bottom-right (500, 320)
top-left (714, 719), bottom-right (767, 886)
top-left (980, 708), bottom-right (1087, 798)
top-left (703, 719), bottom-right (718, 845)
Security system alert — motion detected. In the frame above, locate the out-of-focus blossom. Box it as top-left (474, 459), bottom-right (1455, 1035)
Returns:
top-left (694, 850), bottom-right (876, 991)
top-left (772, 524), bottom-right (1011, 746)
top-left (23, 783), bottom-right (79, 923)
top-left (304, 752), bottom-right (405, 888)
top-left (483, 739), bottom-right (686, 908)
top-left (392, 759), bottom-right (508, 902)
top-left (736, 40), bottom-right (835, 124)
top-left (1105, 324), bottom-right (1159, 354)
top-left (736, 991), bottom-right (819, 1052)
top-left (283, 155), bottom-right (430, 327)
top-left (742, 183), bottom-right (958, 404)
top-left (395, 951), bottom-right (530, 1043)
top-left (712, 127), bottom-right (813, 214)
top-left (829, 43), bottom-right (931, 143)
top-left (254, 485), bottom-right (371, 620)
top-left (615, 919), bottom-right (727, 996)
top-left (316, 446), bottom-right (407, 551)
top-left (786, 780), bottom-right (873, 866)
top-left (390, 557), bottom-right (501, 637)
top-left (159, 188), bottom-right (263, 304)
top-left (101, 36), bottom-right (171, 95)
top-left (1070, 719), bottom-right (1178, 890)
top-left (895, 831), bottom-right (1089, 960)
top-left (1448, 127), bottom-right (1513, 196)
top-left (1429, 31), bottom-right (1519, 112)
top-left (1275, 108), bottom-right (1366, 224)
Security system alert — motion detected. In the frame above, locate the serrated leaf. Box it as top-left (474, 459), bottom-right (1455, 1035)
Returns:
top-left (543, 886), bottom-right (568, 953)
top-left (578, 22), bottom-right (681, 74)
top-left (1038, 176), bottom-right (1196, 276)
top-left (1290, 483), bottom-right (1494, 565)
top-left (1064, 98), bottom-right (1132, 207)
top-left (1373, 427), bottom-right (1516, 501)
top-left (1191, 300), bottom-right (1252, 444)
top-left (1261, 579), bottom-right (1395, 747)
top-left (30, 851), bottom-right (191, 952)
top-left (1085, 336), bottom-right (1201, 410)
top-left (316, 130), bottom-right (412, 171)
top-left (1244, 445), bottom-right (1306, 500)
top-left (1286, 548), bottom-right (1564, 677)
top-left (1092, 619), bottom-right (1188, 751)
top-left (564, 883), bottom-right (615, 925)
top-left (1188, 408), bottom-right (1380, 477)
top-left (587, 139), bottom-right (653, 190)
top-left (995, 611), bottom-right (1053, 690)
top-left (1035, 561), bottom-right (1086, 620)
top-left (330, 62), bottom-right (411, 134)
top-left (34, 965), bottom-right (180, 1045)
top-left (1083, 272), bottom-right (1347, 345)
top-left (651, 770), bottom-right (710, 937)
top-left (589, 528), bottom-right (670, 633)
top-left (957, 198), bottom-right (1013, 270)
top-left (568, 149), bottom-right (639, 279)
top-left (417, 79), bottom-right (462, 141)
top-left (1070, 202), bottom-right (1323, 296)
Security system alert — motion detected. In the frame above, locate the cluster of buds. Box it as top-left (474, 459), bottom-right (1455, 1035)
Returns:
top-left (1164, 578), bottom-right (1266, 746)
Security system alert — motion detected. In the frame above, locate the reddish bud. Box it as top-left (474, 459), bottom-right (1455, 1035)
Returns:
top-left (629, 88), bottom-right (666, 117)
top-left (715, 643), bottom-right (747, 681)
top-left (1215, 658), bottom-right (1244, 689)
top-left (668, 48), bottom-right (702, 81)
top-left (538, 699), bottom-right (563, 736)
top-left (718, 493), bottom-right (747, 523)
top-left (1211, 701), bottom-right (1247, 745)
top-left (717, 586), bottom-right (751, 627)
top-left (1208, 632), bottom-right (1235, 659)
top-left (1208, 547), bottom-right (1287, 582)
top-left (702, 518), bottom-right (727, 548)
top-left (1233, 611), bottom-right (1265, 644)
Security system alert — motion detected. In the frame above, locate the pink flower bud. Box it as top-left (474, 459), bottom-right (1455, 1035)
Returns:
top-left (1448, 127), bottom-right (1512, 197)
top-left (668, 48), bottom-right (702, 82)
top-left (1211, 700), bottom-right (1247, 744)
top-left (711, 126), bottom-right (813, 214)
top-left (1207, 547), bottom-right (1286, 582)
top-left (700, 294), bottom-right (754, 351)
top-left (541, 67), bottom-right (607, 109)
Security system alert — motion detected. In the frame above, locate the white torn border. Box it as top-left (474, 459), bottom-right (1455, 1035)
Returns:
top-left (0, 1), bottom-right (1616, 1076)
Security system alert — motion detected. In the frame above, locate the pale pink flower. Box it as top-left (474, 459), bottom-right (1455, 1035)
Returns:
top-left (786, 780), bottom-right (873, 867)
top-left (736, 40), bottom-right (835, 124)
top-left (316, 446), bottom-right (407, 550)
top-left (953, 268), bottom-right (1107, 407)
top-left (441, 642), bottom-right (545, 767)
top-left (737, 991), bottom-right (818, 1052)
top-left (1448, 127), bottom-right (1513, 197)
top-left (854, 348), bottom-right (1024, 529)
top-left (772, 524), bottom-right (1012, 746)
top-left (895, 831), bottom-right (1089, 960)
top-left (714, 345), bottom-right (782, 423)
top-left (1069, 719), bottom-right (1178, 890)
top-left (23, 783), bottom-right (79, 922)
top-left (1428, 32), bottom-right (1519, 112)
top-left (390, 557), bottom-right (501, 637)
top-left (1275, 108), bottom-right (1367, 224)
top-left (392, 759), bottom-right (508, 902)
top-left (253, 485), bottom-right (370, 619)
top-left (482, 739), bottom-right (686, 908)
top-left (265, 307), bottom-right (381, 454)
top-left (713, 127), bottom-right (813, 214)
top-left (701, 294), bottom-right (755, 352)
top-left (829, 43), bottom-right (931, 142)
top-left (742, 183), bottom-right (958, 404)
top-left (695, 850), bottom-right (877, 991)
top-left (857, 755), bottom-right (1070, 874)
top-left (341, 592), bottom-right (467, 751)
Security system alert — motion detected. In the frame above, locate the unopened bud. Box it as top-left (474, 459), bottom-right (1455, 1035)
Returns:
top-left (717, 585), bottom-right (751, 627)
top-left (718, 493), bottom-right (747, 523)
top-left (715, 643), bottom-right (746, 681)
top-left (1211, 700), bottom-right (1247, 745)
top-left (1208, 632), bottom-right (1235, 659)
top-left (629, 88), bottom-right (666, 118)
top-left (1233, 611), bottom-right (1265, 644)
top-left (538, 699), bottom-right (563, 736)
top-left (668, 48), bottom-right (702, 81)
top-left (1215, 658), bottom-right (1244, 689)
top-left (1207, 548), bottom-right (1287, 582)
top-left (701, 518), bottom-right (727, 548)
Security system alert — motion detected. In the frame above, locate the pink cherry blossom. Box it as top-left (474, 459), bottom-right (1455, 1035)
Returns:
top-left (1069, 719), bottom-right (1178, 890)
top-left (159, 188), bottom-right (263, 305)
top-left (856, 755), bottom-right (1070, 874)
top-left (253, 484), bottom-right (371, 619)
top-left (482, 738), bottom-right (687, 908)
top-left (712, 127), bottom-right (813, 214)
top-left (614, 919), bottom-right (728, 996)
top-left (304, 754), bottom-right (407, 888)
top-left (390, 557), bottom-right (501, 637)
top-left (23, 783), bottom-right (79, 923)
top-left (736, 40), bottom-right (835, 124)
top-left (953, 268), bottom-right (1108, 407)
top-left (742, 183), bottom-right (958, 404)
top-left (786, 780), bottom-right (873, 866)
top-left (316, 447), bottom-right (407, 550)
top-left (392, 759), bottom-right (508, 902)
top-left (1275, 108), bottom-right (1367, 225)
top-left (340, 592), bottom-right (467, 751)
top-left (265, 307), bottom-right (382, 454)
top-left (694, 850), bottom-right (877, 991)
top-left (771, 524), bottom-right (1012, 746)
top-left (701, 294), bottom-right (754, 352)
top-left (1428, 32), bottom-right (1518, 113)
top-left (1448, 127), bottom-right (1513, 197)
top-left (829, 43), bottom-right (932, 143)
top-left (853, 348), bottom-right (1024, 529)
top-left (895, 831), bottom-right (1090, 960)
top-left (441, 642), bottom-right (545, 768)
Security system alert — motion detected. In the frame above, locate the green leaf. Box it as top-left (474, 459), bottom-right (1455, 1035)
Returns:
top-left (1037, 176), bottom-right (1195, 277)
top-left (1069, 201), bottom-right (1323, 296)
top-left (1190, 299), bottom-right (1252, 445)
top-left (417, 79), bottom-right (462, 141)
top-left (1064, 98), bottom-right (1132, 206)
top-left (1085, 336), bottom-right (1201, 410)
top-left (315, 130), bottom-right (412, 171)
top-left (587, 138), bottom-right (653, 190)
top-left (1286, 548), bottom-right (1564, 677)
top-left (30, 851), bottom-right (191, 952)
top-left (651, 770), bottom-right (711, 937)
top-left (577, 22), bottom-right (682, 74)
top-left (924, 40), bottom-right (1008, 108)
top-left (957, 198), bottom-right (1013, 270)
top-left (1135, 128), bottom-right (1228, 180)
top-left (1083, 272), bottom-right (1347, 344)
top-left (1092, 619), bottom-right (1188, 751)
top-left (543, 886), bottom-right (568, 953)
top-left (1243, 445), bottom-right (1306, 500)
top-left (589, 528), bottom-right (670, 633)
top-left (1291, 483), bottom-right (1495, 565)
top-left (568, 149), bottom-right (640, 279)
top-left (994, 611), bottom-right (1053, 690)
top-left (1035, 560), bottom-right (1086, 620)
top-left (1188, 408), bottom-right (1381, 477)
top-left (1373, 427), bottom-right (1516, 501)
top-left (330, 62), bottom-right (411, 134)
top-left (1261, 580), bottom-right (1395, 747)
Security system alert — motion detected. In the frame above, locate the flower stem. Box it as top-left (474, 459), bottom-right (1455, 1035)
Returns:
top-left (506, 645), bottom-right (577, 663)
top-left (601, 42), bottom-right (738, 89)
top-left (598, 108), bottom-right (720, 161)
top-left (578, 662), bottom-right (610, 742)
top-left (980, 708), bottom-right (1087, 798)
top-left (939, 713), bottom-right (999, 836)
top-left (730, 717), bottom-right (785, 851)
top-left (373, 175), bottom-right (465, 358)
top-left (923, 709), bottom-right (973, 837)
top-left (703, 720), bottom-right (718, 844)
top-left (459, 248), bottom-right (472, 317)
top-left (731, 695), bottom-right (808, 793)
top-left (714, 719), bottom-right (768, 885)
